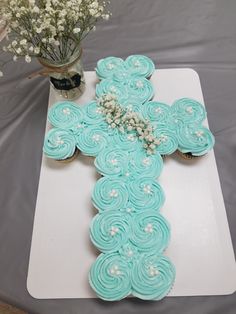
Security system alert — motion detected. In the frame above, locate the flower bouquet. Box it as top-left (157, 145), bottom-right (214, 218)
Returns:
top-left (0, 0), bottom-right (110, 99)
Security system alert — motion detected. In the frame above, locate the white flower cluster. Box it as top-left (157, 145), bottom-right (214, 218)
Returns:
top-left (98, 94), bottom-right (161, 155)
top-left (1, 0), bottom-right (110, 63)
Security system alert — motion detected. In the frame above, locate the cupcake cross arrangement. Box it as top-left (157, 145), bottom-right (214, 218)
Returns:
top-left (43, 55), bottom-right (215, 301)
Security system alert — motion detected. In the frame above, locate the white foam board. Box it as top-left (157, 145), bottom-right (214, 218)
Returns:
top-left (27, 69), bottom-right (236, 298)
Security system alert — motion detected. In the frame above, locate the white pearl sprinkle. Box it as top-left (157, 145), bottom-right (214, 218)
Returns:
top-left (125, 172), bottom-right (130, 177)
top-left (110, 86), bottom-right (117, 93)
top-left (145, 223), bottom-right (153, 233)
top-left (110, 226), bottom-right (119, 236)
top-left (56, 137), bottom-right (64, 145)
top-left (127, 250), bottom-right (133, 257)
top-left (195, 130), bottom-right (204, 137)
top-left (143, 184), bottom-right (152, 194)
top-left (186, 106), bottom-right (193, 114)
top-left (148, 266), bottom-right (159, 276)
top-left (160, 135), bottom-right (168, 142)
top-left (92, 134), bottom-right (101, 142)
top-left (107, 63), bottom-right (114, 70)
top-left (109, 189), bottom-right (118, 198)
top-left (155, 107), bottom-right (162, 114)
top-left (134, 60), bottom-right (141, 67)
top-left (136, 80), bottom-right (144, 88)
top-left (127, 134), bottom-right (135, 141)
top-left (126, 208), bottom-right (132, 213)
top-left (62, 108), bottom-right (71, 115)
top-left (142, 157), bottom-right (151, 166)
top-left (96, 108), bottom-right (102, 114)
top-left (110, 159), bottom-right (118, 165)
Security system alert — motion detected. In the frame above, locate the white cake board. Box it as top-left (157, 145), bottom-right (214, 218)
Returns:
top-left (27, 69), bottom-right (236, 299)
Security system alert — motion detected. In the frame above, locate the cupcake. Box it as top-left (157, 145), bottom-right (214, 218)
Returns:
top-left (124, 55), bottom-right (155, 79)
top-left (43, 128), bottom-right (78, 162)
top-left (176, 125), bottom-right (215, 159)
top-left (96, 56), bottom-right (126, 80)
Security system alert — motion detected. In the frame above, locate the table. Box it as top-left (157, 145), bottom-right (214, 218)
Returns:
top-left (0, 1), bottom-right (236, 313)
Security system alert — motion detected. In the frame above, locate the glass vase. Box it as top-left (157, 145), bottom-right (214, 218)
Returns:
top-left (38, 48), bottom-right (85, 100)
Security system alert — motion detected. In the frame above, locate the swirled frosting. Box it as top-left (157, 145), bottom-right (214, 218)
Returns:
top-left (154, 125), bottom-right (178, 155)
top-left (125, 55), bottom-right (155, 78)
top-left (92, 177), bottom-right (129, 211)
top-left (89, 252), bottom-right (131, 301)
top-left (128, 177), bottom-right (165, 211)
top-left (141, 101), bottom-right (171, 124)
top-left (130, 211), bottom-right (170, 253)
top-left (96, 57), bottom-right (126, 80)
top-left (90, 211), bottom-right (131, 253)
top-left (127, 77), bottom-right (154, 104)
top-left (76, 125), bottom-right (109, 156)
top-left (43, 128), bottom-right (76, 160)
top-left (128, 150), bottom-right (163, 179)
top-left (171, 98), bottom-right (207, 124)
top-left (131, 253), bottom-right (175, 300)
top-left (113, 130), bottom-right (142, 152)
top-left (96, 79), bottom-right (128, 103)
top-left (94, 146), bottom-right (129, 177)
top-left (83, 101), bottom-right (104, 125)
top-left (177, 125), bottom-right (215, 156)
top-left (48, 101), bottom-right (84, 129)
top-left (119, 99), bottom-right (143, 113)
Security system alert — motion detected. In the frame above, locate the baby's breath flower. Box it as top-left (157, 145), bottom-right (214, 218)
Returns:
top-left (25, 55), bottom-right (31, 63)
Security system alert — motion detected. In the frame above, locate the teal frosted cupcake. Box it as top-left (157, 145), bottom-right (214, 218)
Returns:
top-left (76, 125), bottom-right (110, 157)
top-left (96, 57), bottom-right (126, 80)
top-left (48, 101), bottom-right (84, 129)
top-left (96, 79), bottom-right (128, 103)
top-left (154, 125), bottom-right (178, 156)
top-left (43, 128), bottom-right (77, 161)
top-left (94, 146), bottom-right (129, 177)
top-left (127, 177), bottom-right (165, 211)
top-left (128, 150), bottom-right (163, 179)
top-left (89, 252), bottom-right (131, 301)
top-left (82, 100), bottom-right (104, 125)
top-left (92, 176), bottom-right (129, 212)
top-left (141, 101), bottom-right (171, 125)
top-left (177, 125), bottom-right (215, 158)
top-left (130, 211), bottom-right (170, 253)
top-left (127, 77), bottom-right (154, 104)
top-left (90, 210), bottom-right (131, 253)
top-left (171, 98), bottom-right (206, 125)
top-left (131, 253), bottom-right (175, 300)
top-left (125, 55), bottom-right (155, 79)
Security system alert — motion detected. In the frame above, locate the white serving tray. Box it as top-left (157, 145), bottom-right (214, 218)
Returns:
top-left (27, 69), bottom-right (236, 299)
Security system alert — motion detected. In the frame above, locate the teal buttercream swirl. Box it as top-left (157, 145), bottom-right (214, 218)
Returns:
top-left (127, 77), bottom-right (154, 104)
top-left (154, 125), bottom-right (178, 155)
top-left (48, 101), bottom-right (84, 129)
top-left (92, 177), bottom-right (128, 211)
top-left (119, 99), bottom-right (143, 113)
top-left (43, 128), bottom-right (76, 160)
top-left (76, 125), bottom-right (109, 156)
top-left (83, 101), bottom-right (104, 125)
top-left (171, 98), bottom-right (207, 125)
top-left (113, 70), bottom-right (133, 83)
top-left (128, 177), bottom-right (165, 211)
top-left (125, 55), bottom-right (155, 78)
top-left (141, 101), bottom-right (170, 124)
top-left (96, 57), bottom-right (126, 80)
top-left (89, 252), bottom-right (131, 301)
top-left (177, 125), bottom-right (215, 156)
top-left (90, 211), bottom-right (131, 253)
top-left (131, 253), bottom-right (175, 300)
top-left (94, 146), bottom-right (129, 177)
top-left (96, 79), bottom-right (128, 103)
top-left (113, 130), bottom-right (142, 152)
top-left (130, 211), bottom-right (170, 253)
top-left (128, 150), bottom-right (163, 179)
